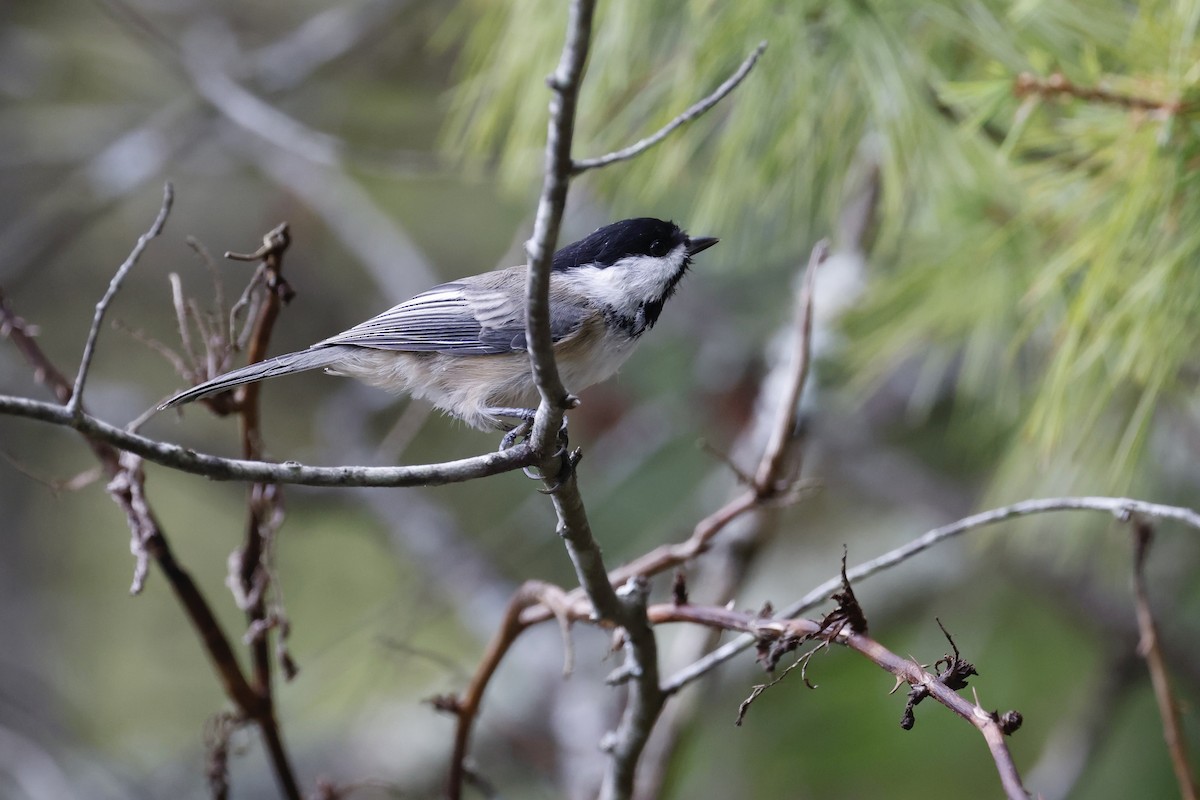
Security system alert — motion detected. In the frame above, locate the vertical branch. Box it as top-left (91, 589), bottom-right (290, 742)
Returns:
top-left (223, 224), bottom-right (301, 800)
top-left (1131, 520), bottom-right (1198, 800)
top-left (600, 577), bottom-right (663, 800)
top-left (519, 3), bottom-right (668, 798)
top-left (522, 0), bottom-right (596, 451)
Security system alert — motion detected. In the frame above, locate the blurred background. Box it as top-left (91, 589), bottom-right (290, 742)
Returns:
top-left (2, 0), bottom-right (1199, 798)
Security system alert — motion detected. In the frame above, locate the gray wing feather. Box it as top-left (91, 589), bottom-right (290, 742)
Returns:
top-left (318, 279), bottom-right (586, 355)
top-left (159, 346), bottom-right (350, 409)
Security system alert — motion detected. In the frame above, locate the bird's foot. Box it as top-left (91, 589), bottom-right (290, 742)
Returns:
top-left (490, 407), bottom-right (538, 452)
top-left (499, 421), bottom-right (531, 451)
top-left (490, 407), bottom-right (569, 453)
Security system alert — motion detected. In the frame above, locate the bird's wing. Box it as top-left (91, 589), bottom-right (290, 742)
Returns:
top-left (316, 276), bottom-right (586, 356)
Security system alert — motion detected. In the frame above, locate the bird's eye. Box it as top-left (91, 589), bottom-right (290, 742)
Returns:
top-left (649, 239), bottom-right (669, 257)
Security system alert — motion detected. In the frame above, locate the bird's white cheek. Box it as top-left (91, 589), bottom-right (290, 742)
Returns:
top-left (567, 252), bottom-right (685, 316)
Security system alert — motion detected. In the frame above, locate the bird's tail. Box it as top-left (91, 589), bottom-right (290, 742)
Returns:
top-left (159, 345), bottom-right (350, 409)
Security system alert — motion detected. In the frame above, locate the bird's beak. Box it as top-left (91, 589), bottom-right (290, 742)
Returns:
top-left (687, 236), bottom-right (719, 256)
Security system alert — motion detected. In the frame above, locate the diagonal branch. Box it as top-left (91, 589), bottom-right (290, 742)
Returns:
top-left (444, 581), bottom-right (572, 800)
top-left (67, 182), bottom-right (173, 414)
top-left (663, 495), bottom-right (1200, 693)
top-left (754, 239), bottom-right (826, 490)
top-left (649, 603), bottom-right (1029, 800)
top-left (572, 41), bottom-right (768, 175)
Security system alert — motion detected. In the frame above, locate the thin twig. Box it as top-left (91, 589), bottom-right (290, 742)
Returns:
top-left (572, 41), bottom-right (768, 175)
top-left (1130, 520), bottom-right (1198, 800)
top-left (186, 236), bottom-right (226, 338)
top-left (663, 495), bottom-right (1200, 693)
top-left (754, 240), bottom-right (827, 491)
top-left (445, 581), bottom-right (571, 800)
top-left (1013, 71), bottom-right (1184, 117)
top-left (169, 274), bottom-right (203, 373)
top-left (67, 182), bottom-right (173, 414)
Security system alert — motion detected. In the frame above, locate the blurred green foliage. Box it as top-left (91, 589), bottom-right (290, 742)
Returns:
top-left (444, 0), bottom-right (1200, 496)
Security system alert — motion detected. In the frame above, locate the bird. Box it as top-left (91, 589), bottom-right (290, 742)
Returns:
top-left (160, 217), bottom-right (718, 433)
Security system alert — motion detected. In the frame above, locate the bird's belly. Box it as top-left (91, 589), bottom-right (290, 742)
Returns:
top-left (328, 320), bottom-right (640, 429)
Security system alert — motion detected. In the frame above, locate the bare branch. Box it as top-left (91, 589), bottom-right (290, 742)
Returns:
top-left (650, 603), bottom-right (1029, 800)
top-left (517, 4), bottom-right (678, 797)
top-left (663, 495), bottom-right (1200, 693)
top-left (600, 577), bottom-right (664, 800)
top-left (445, 581), bottom-right (571, 800)
top-left (227, 224), bottom-right (301, 799)
top-left (1013, 71), bottom-right (1185, 117)
top-left (522, 0), bottom-right (596, 451)
top-left (1, 286), bottom-right (287, 789)
top-left (1130, 520), bottom-right (1198, 800)
top-left (67, 182), bottom-right (173, 414)
top-left (572, 41), bottom-right (769, 175)
top-left (0, 393), bottom-right (537, 487)
top-left (754, 240), bottom-right (827, 490)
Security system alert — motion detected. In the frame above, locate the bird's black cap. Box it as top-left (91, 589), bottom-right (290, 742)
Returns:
top-left (553, 218), bottom-right (690, 270)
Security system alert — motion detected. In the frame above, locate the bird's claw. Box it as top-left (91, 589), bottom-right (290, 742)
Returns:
top-left (499, 421), bottom-right (532, 452)
top-left (535, 447), bottom-right (582, 494)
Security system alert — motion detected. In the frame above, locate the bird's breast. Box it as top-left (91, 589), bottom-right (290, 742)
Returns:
top-left (553, 314), bottom-right (640, 389)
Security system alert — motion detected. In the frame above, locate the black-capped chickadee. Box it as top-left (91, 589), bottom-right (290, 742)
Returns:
top-left (161, 218), bottom-right (718, 430)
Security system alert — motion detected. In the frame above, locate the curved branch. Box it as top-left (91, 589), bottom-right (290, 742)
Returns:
top-left (663, 495), bottom-right (1200, 693)
top-left (572, 41), bottom-right (769, 175)
top-left (446, 581), bottom-right (571, 800)
top-left (518, 4), bottom-right (672, 799)
top-left (0, 394), bottom-right (536, 487)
